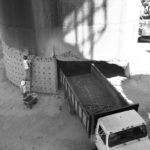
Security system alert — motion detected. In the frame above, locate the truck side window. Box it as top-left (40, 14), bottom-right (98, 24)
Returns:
top-left (98, 125), bottom-right (106, 144)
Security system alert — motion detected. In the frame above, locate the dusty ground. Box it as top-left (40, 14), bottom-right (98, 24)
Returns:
top-left (0, 59), bottom-right (91, 150)
top-left (0, 41), bottom-right (150, 149)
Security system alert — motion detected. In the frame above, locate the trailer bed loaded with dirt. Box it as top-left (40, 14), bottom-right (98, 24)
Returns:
top-left (57, 60), bottom-right (150, 150)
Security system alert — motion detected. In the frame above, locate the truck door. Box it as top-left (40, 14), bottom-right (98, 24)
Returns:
top-left (96, 125), bottom-right (107, 150)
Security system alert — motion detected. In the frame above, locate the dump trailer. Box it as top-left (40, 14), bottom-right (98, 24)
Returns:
top-left (57, 60), bottom-right (150, 150)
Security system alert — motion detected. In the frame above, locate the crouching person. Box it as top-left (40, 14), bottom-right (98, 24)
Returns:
top-left (20, 80), bottom-right (38, 109)
top-left (20, 80), bottom-right (30, 98)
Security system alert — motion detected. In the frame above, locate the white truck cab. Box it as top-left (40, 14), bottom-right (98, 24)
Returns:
top-left (95, 110), bottom-right (150, 150)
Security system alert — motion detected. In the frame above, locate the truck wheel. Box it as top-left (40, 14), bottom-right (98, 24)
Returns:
top-left (91, 144), bottom-right (97, 150)
top-left (64, 91), bottom-right (68, 98)
top-left (67, 102), bottom-right (75, 115)
top-left (90, 135), bottom-right (97, 150)
top-left (70, 107), bottom-right (76, 115)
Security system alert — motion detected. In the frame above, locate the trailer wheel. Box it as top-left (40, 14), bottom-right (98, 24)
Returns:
top-left (92, 146), bottom-right (97, 150)
top-left (64, 90), bottom-right (68, 99)
top-left (67, 101), bottom-right (76, 115)
top-left (91, 142), bottom-right (97, 150)
top-left (90, 135), bottom-right (98, 150)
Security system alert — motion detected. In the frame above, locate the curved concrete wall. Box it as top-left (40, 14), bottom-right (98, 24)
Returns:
top-left (31, 56), bottom-right (57, 93)
top-left (2, 42), bottom-right (57, 94)
top-left (2, 42), bottom-right (25, 86)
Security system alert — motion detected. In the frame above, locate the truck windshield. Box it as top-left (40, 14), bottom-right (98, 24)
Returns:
top-left (109, 125), bottom-right (147, 147)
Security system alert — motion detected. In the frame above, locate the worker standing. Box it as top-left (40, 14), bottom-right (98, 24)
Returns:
top-left (20, 53), bottom-right (38, 108)
top-left (21, 53), bottom-right (32, 98)
top-left (23, 55), bottom-right (31, 81)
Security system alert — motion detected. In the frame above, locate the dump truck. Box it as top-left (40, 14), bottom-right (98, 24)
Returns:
top-left (57, 60), bottom-right (150, 150)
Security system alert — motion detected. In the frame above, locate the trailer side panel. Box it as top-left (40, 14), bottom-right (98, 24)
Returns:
top-left (59, 61), bottom-right (139, 137)
top-left (60, 69), bottom-right (91, 136)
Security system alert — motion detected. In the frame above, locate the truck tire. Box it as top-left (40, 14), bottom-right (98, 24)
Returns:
top-left (91, 143), bottom-right (97, 150)
top-left (138, 36), bottom-right (150, 43)
top-left (90, 135), bottom-right (98, 150)
top-left (67, 101), bottom-right (76, 115)
top-left (64, 90), bottom-right (68, 98)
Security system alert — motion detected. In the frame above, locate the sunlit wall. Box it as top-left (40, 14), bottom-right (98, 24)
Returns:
top-left (63, 0), bottom-right (141, 60)
top-left (0, 0), bottom-right (141, 58)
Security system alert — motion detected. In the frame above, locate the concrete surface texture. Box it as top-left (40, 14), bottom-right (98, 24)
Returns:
top-left (2, 42), bottom-right (57, 93)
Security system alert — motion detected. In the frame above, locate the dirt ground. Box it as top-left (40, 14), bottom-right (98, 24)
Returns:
top-left (1, 42), bottom-right (150, 149)
top-left (0, 59), bottom-right (91, 150)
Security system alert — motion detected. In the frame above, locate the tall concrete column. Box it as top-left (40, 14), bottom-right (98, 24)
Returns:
top-left (0, 0), bottom-right (59, 55)
top-left (0, 0), bottom-right (37, 54)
